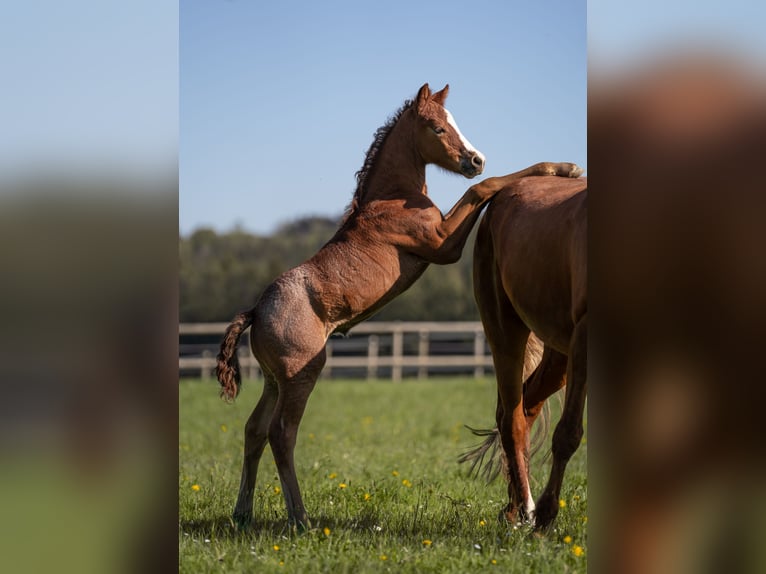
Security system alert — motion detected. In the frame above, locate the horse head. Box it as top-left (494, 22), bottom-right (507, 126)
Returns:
top-left (412, 83), bottom-right (485, 178)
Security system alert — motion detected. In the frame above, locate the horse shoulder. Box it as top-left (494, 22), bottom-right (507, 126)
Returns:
top-left (357, 197), bottom-right (444, 243)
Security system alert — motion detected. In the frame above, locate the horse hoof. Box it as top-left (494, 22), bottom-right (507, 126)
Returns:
top-left (567, 163), bottom-right (584, 178)
top-left (497, 505), bottom-right (521, 525)
top-left (532, 495), bottom-right (559, 532)
top-left (289, 516), bottom-right (312, 535)
top-left (232, 512), bottom-right (252, 531)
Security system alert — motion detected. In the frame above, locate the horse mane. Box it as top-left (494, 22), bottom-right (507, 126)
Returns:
top-left (342, 98), bottom-right (415, 222)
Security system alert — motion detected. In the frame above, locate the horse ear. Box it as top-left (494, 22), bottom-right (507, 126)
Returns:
top-left (431, 84), bottom-right (449, 106)
top-left (416, 83), bottom-right (431, 113)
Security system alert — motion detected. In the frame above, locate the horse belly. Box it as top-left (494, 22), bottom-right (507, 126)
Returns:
top-left (507, 285), bottom-right (573, 354)
top-left (495, 228), bottom-right (576, 355)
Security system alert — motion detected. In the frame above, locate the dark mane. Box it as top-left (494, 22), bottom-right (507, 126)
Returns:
top-left (343, 98), bottom-right (414, 221)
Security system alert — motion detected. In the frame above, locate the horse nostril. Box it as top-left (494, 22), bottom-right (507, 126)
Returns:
top-left (472, 154), bottom-right (485, 169)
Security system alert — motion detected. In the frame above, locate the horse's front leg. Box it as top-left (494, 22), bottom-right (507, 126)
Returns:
top-left (412, 162), bottom-right (584, 264)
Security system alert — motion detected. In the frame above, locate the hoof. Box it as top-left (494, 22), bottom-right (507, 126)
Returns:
top-left (289, 516), bottom-right (312, 535)
top-left (565, 163), bottom-right (584, 178)
top-left (532, 494), bottom-right (559, 532)
top-left (497, 504), bottom-right (527, 527)
top-left (232, 512), bottom-right (252, 531)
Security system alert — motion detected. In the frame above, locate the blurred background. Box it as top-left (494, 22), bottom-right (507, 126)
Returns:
top-left (2, 0), bottom-right (765, 572)
top-left (0, 1), bottom-right (177, 573)
top-left (589, 2), bottom-right (766, 573)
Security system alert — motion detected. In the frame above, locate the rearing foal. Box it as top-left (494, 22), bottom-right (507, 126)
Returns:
top-left (216, 83), bottom-right (582, 530)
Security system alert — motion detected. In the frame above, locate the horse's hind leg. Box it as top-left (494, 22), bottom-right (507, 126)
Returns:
top-left (268, 352), bottom-right (325, 531)
top-left (232, 373), bottom-right (279, 529)
top-left (523, 346), bottom-right (568, 431)
top-left (535, 316), bottom-right (587, 530)
top-left (475, 219), bottom-right (535, 523)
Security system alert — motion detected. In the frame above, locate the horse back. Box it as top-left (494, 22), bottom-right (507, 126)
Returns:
top-left (477, 176), bottom-right (587, 351)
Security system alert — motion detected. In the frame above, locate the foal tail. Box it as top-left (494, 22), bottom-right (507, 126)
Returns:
top-left (216, 309), bottom-right (254, 402)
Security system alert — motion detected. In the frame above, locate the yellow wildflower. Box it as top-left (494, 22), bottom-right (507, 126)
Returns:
top-left (491, 559), bottom-right (497, 565)
top-left (402, 479), bottom-right (412, 488)
top-left (328, 472), bottom-right (337, 479)
top-left (379, 555), bottom-right (387, 561)
top-left (279, 561), bottom-right (284, 566)
top-left (191, 484), bottom-right (200, 492)
top-left (392, 470), bottom-right (399, 477)
top-left (220, 424), bottom-right (227, 432)
top-left (273, 486), bottom-right (281, 495)
top-left (422, 539), bottom-right (432, 546)
top-left (338, 483), bottom-right (347, 489)
top-left (563, 535), bottom-right (572, 544)
top-left (323, 527), bottom-right (331, 536)
top-left (273, 545), bottom-right (280, 552)
top-left (363, 493), bottom-right (371, 501)
top-left (479, 519), bottom-right (486, 527)
top-left (572, 545), bottom-right (584, 557)
top-left (559, 499), bottom-right (567, 508)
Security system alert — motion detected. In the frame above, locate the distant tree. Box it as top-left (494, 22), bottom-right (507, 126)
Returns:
top-left (179, 216), bottom-right (480, 322)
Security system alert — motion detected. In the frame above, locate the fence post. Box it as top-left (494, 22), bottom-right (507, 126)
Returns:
top-left (367, 334), bottom-right (379, 381)
top-left (418, 330), bottom-right (429, 380)
top-left (474, 328), bottom-right (485, 378)
top-left (392, 327), bottom-right (403, 382)
top-left (201, 349), bottom-right (213, 379)
top-left (324, 341), bottom-right (333, 380)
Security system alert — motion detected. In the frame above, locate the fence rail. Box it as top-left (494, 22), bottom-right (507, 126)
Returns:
top-left (179, 321), bottom-right (495, 381)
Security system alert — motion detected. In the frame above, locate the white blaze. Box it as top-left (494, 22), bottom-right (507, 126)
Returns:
top-left (445, 108), bottom-right (485, 162)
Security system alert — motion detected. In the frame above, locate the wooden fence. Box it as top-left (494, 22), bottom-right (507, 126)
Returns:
top-left (179, 321), bottom-right (495, 381)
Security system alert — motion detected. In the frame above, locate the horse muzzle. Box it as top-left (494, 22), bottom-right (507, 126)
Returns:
top-left (460, 151), bottom-right (485, 178)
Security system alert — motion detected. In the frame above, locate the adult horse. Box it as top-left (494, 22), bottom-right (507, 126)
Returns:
top-left (216, 82), bottom-right (583, 530)
top-left (470, 174), bottom-right (587, 530)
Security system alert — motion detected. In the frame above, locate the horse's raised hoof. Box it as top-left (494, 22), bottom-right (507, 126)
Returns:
top-left (559, 162), bottom-right (583, 178)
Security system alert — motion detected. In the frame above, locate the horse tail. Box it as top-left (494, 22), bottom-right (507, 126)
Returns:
top-left (458, 425), bottom-right (506, 482)
top-left (459, 404), bottom-right (555, 483)
top-left (459, 333), bottom-right (551, 482)
top-left (216, 309), bottom-right (254, 402)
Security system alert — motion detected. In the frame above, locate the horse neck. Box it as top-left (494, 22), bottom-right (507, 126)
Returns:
top-left (361, 115), bottom-right (427, 203)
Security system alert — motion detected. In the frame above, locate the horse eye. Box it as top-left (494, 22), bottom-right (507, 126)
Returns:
top-left (432, 126), bottom-right (446, 135)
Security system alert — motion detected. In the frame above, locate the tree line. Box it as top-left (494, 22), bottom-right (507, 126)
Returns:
top-left (180, 215), bottom-right (481, 323)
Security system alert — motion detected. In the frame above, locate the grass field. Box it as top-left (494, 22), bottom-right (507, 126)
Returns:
top-left (179, 377), bottom-right (587, 573)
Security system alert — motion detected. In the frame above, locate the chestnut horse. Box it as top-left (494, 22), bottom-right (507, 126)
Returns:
top-left (470, 174), bottom-right (587, 531)
top-left (216, 82), bottom-right (583, 530)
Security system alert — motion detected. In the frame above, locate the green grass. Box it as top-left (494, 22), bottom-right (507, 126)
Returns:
top-left (179, 377), bottom-right (587, 573)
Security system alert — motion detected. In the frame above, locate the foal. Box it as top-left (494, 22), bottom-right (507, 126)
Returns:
top-left (217, 83), bottom-right (582, 529)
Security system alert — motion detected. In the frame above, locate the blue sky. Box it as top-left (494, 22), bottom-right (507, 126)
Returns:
top-left (180, 0), bottom-right (587, 235)
top-left (3, 1), bottom-right (762, 237)
top-left (0, 0), bottom-right (177, 178)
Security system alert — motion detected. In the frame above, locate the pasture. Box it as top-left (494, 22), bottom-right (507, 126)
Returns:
top-left (179, 377), bottom-right (587, 573)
